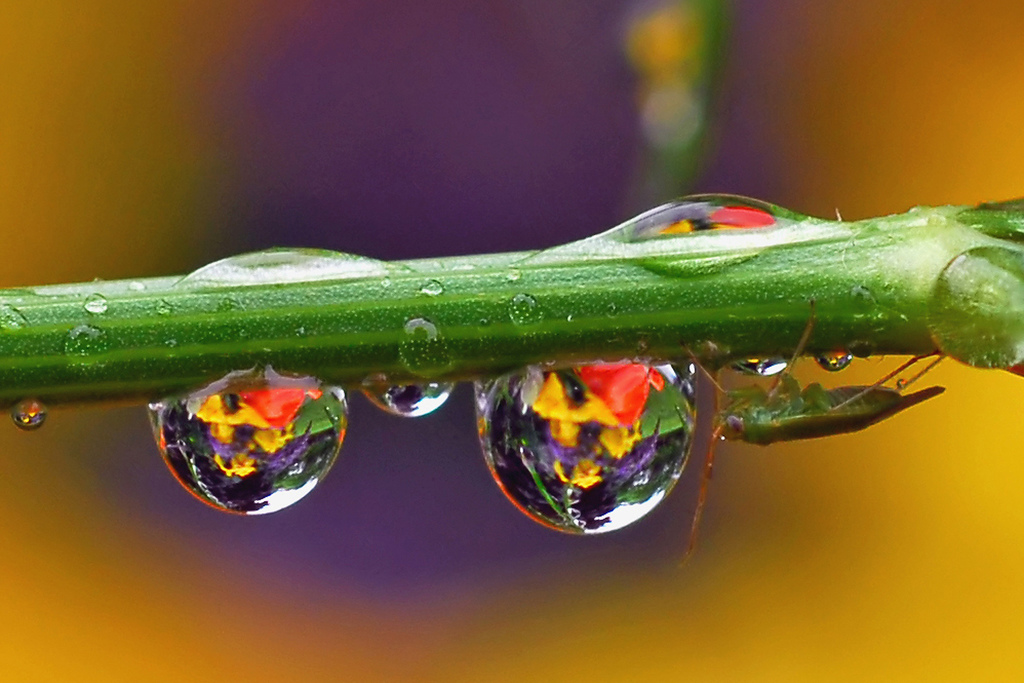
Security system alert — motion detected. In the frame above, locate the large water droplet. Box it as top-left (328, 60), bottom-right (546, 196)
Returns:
top-left (614, 195), bottom-right (792, 242)
top-left (179, 248), bottom-right (390, 286)
top-left (815, 351), bottom-right (853, 372)
top-left (399, 317), bottom-right (453, 377)
top-left (732, 357), bottom-right (788, 376)
top-left (149, 367), bottom-right (347, 515)
top-left (362, 380), bottom-right (453, 417)
top-left (508, 293), bottom-right (541, 326)
top-left (475, 361), bottom-right (697, 534)
top-left (929, 246), bottom-right (1024, 368)
top-left (84, 294), bottom-right (108, 314)
top-left (11, 398), bottom-right (46, 431)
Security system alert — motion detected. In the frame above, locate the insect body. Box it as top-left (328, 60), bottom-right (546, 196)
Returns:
top-left (685, 353), bottom-right (945, 558)
top-left (719, 374), bottom-right (945, 446)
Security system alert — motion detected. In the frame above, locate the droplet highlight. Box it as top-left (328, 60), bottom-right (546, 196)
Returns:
top-left (399, 317), bottom-right (452, 377)
top-left (11, 398), bottom-right (46, 431)
top-left (419, 279), bottom-right (444, 296)
top-left (84, 294), bottom-right (108, 314)
top-left (732, 357), bottom-right (788, 376)
top-left (149, 368), bottom-right (347, 515)
top-left (815, 351), bottom-right (853, 372)
top-left (363, 381), bottom-right (453, 417)
top-left (475, 361), bottom-right (697, 534)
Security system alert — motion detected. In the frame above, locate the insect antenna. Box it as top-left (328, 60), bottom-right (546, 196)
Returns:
top-left (766, 299), bottom-right (816, 398)
top-left (831, 351), bottom-right (942, 412)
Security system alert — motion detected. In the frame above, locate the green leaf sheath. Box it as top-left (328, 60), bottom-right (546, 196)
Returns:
top-left (0, 200), bottom-right (1022, 408)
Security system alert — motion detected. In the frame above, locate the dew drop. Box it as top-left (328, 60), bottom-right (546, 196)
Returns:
top-left (0, 304), bottom-right (27, 330)
top-left (84, 294), bottom-right (108, 314)
top-left (815, 351), bottom-right (853, 372)
top-left (732, 358), bottom-right (788, 376)
top-left (419, 279), bottom-right (444, 296)
top-left (506, 269), bottom-right (522, 282)
top-left (475, 361), bottom-right (697, 534)
top-left (399, 317), bottom-right (453, 377)
top-left (509, 293), bottom-right (541, 326)
top-left (64, 324), bottom-right (107, 355)
top-left (148, 367), bottom-right (347, 515)
top-left (363, 381), bottom-right (453, 417)
top-left (11, 398), bottom-right (46, 431)
top-left (128, 281), bottom-right (146, 292)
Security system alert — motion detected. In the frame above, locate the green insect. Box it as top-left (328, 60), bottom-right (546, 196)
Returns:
top-left (685, 346), bottom-right (946, 557)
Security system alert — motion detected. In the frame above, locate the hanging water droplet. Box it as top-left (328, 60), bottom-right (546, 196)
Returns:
top-left (419, 279), bottom-right (444, 296)
top-left (815, 351), bottom-right (853, 372)
top-left (148, 367), bottom-right (347, 515)
top-left (475, 361), bottom-right (697, 534)
top-left (0, 304), bottom-right (27, 330)
top-left (84, 294), bottom-right (108, 314)
top-left (11, 398), bottom-right (46, 431)
top-left (509, 293), bottom-right (541, 326)
top-left (399, 317), bottom-right (453, 377)
top-left (732, 358), bottom-right (788, 376)
top-left (363, 381), bottom-right (454, 417)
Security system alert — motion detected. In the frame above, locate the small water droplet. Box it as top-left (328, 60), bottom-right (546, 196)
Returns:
top-left (509, 293), bottom-right (541, 326)
top-left (363, 381), bottom-right (454, 417)
top-left (217, 297), bottom-right (242, 313)
top-left (506, 269), bottom-right (522, 282)
top-left (84, 294), bottom-right (108, 314)
top-left (851, 285), bottom-right (875, 303)
top-left (815, 351), bottom-right (853, 372)
top-left (148, 367), bottom-right (347, 515)
top-left (64, 324), bottom-right (107, 355)
top-left (733, 358), bottom-right (788, 376)
top-left (0, 304), bottom-right (27, 330)
top-left (475, 361), bottom-right (697, 534)
top-left (399, 317), bottom-right (453, 377)
top-left (381, 278), bottom-right (392, 288)
top-left (11, 398), bottom-right (46, 431)
top-left (420, 279), bottom-right (444, 296)
top-left (566, 314), bottom-right (574, 322)
top-left (128, 281), bottom-right (146, 292)
top-left (156, 299), bottom-right (173, 316)
top-left (166, 338), bottom-right (178, 347)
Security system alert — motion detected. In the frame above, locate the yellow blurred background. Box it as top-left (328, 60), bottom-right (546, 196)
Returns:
top-left (2, 1), bottom-right (1024, 680)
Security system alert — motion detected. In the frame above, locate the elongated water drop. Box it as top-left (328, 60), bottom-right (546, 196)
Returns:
top-left (149, 367), bottom-right (347, 515)
top-left (815, 351), bottom-right (853, 372)
top-left (475, 361), bottom-right (696, 534)
top-left (732, 357), bottom-right (787, 376)
top-left (11, 398), bottom-right (46, 431)
top-left (362, 381), bottom-right (453, 417)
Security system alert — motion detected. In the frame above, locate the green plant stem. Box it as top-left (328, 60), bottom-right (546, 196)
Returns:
top-left (1, 201), bottom-right (1023, 408)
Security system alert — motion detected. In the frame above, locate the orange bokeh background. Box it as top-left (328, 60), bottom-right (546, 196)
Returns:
top-left (2, 1), bottom-right (1024, 680)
